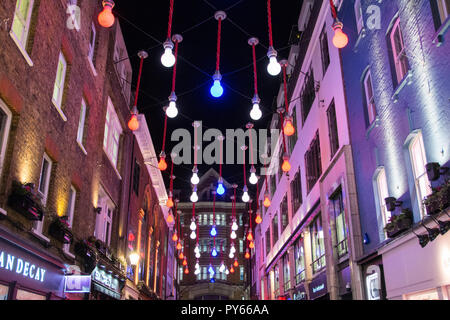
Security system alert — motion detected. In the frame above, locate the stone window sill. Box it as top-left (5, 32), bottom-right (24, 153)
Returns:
top-left (77, 140), bottom-right (87, 155)
top-left (51, 99), bottom-right (68, 122)
top-left (31, 228), bottom-right (50, 244)
top-left (366, 116), bottom-right (381, 139)
top-left (87, 57), bottom-right (98, 77)
top-left (103, 148), bottom-right (122, 180)
top-left (9, 30), bottom-right (34, 67)
top-left (353, 28), bottom-right (367, 52)
top-left (392, 70), bottom-right (413, 103)
top-left (433, 16), bottom-right (450, 47)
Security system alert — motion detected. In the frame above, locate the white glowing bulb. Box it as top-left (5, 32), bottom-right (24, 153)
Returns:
top-left (166, 101), bottom-right (178, 118)
top-left (242, 191), bottom-right (250, 203)
top-left (225, 268), bottom-right (229, 275)
top-left (230, 231), bottom-right (237, 239)
top-left (232, 221), bottom-right (238, 231)
top-left (161, 48), bottom-right (176, 68)
top-left (219, 262), bottom-right (225, 273)
top-left (230, 245), bottom-right (236, 254)
top-left (190, 191), bottom-right (198, 203)
top-left (194, 246), bottom-right (200, 254)
top-left (191, 172), bottom-right (200, 185)
top-left (190, 220), bottom-right (197, 231)
top-left (249, 172), bottom-right (258, 185)
top-left (195, 262), bottom-right (200, 270)
top-left (267, 56), bottom-right (281, 76)
top-left (229, 251), bottom-right (234, 259)
top-left (190, 230), bottom-right (197, 240)
top-left (195, 252), bottom-right (201, 259)
top-left (250, 103), bottom-right (262, 121)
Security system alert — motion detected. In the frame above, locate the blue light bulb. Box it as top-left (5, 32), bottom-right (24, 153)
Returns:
top-left (208, 265), bottom-right (215, 274)
top-left (210, 226), bottom-right (217, 237)
top-left (210, 278), bottom-right (216, 283)
top-left (210, 80), bottom-right (224, 98)
top-left (211, 248), bottom-right (218, 257)
top-left (216, 183), bottom-right (225, 195)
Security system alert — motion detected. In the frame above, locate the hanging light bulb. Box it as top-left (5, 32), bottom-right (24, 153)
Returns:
top-left (194, 245), bottom-right (200, 254)
top-left (249, 166), bottom-right (258, 185)
top-left (225, 268), bottom-right (229, 275)
top-left (161, 39), bottom-right (176, 68)
top-left (190, 187), bottom-right (199, 203)
top-left (210, 71), bottom-right (224, 98)
top-left (230, 230), bottom-right (237, 240)
top-left (332, 21), bottom-right (349, 49)
top-left (228, 251), bottom-right (234, 259)
top-left (219, 261), bottom-right (226, 273)
top-left (210, 225), bottom-right (217, 237)
top-left (184, 267), bottom-right (189, 274)
top-left (190, 218), bottom-right (197, 231)
top-left (191, 166), bottom-right (200, 185)
top-left (166, 93), bottom-right (178, 119)
top-left (263, 193), bottom-right (271, 208)
top-left (195, 251), bottom-right (201, 259)
top-left (176, 241), bottom-right (182, 251)
top-left (232, 220), bottom-right (238, 231)
top-left (182, 258), bottom-right (187, 267)
top-left (190, 230), bottom-right (197, 240)
top-left (267, 47), bottom-right (281, 76)
top-left (281, 154), bottom-right (291, 173)
top-left (179, 252), bottom-right (184, 260)
top-left (234, 259), bottom-right (239, 267)
top-left (194, 267), bottom-right (201, 275)
top-left (230, 266), bottom-right (235, 273)
top-left (128, 113), bottom-right (139, 131)
top-left (166, 196), bottom-right (174, 209)
top-left (249, 241), bottom-right (255, 249)
top-left (211, 247), bottom-right (218, 257)
top-left (98, 0), bottom-right (115, 28)
top-left (255, 212), bottom-right (262, 224)
top-left (158, 152), bottom-right (168, 171)
top-left (250, 95), bottom-right (262, 121)
top-left (208, 264), bottom-right (215, 275)
top-left (242, 186), bottom-right (250, 203)
top-left (245, 250), bottom-right (250, 259)
top-left (195, 261), bottom-right (200, 270)
top-left (283, 116), bottom-right (295, 137)
top-left (216, 177), bottom-right (225, 195)
top-left (230, 244), bottom-right (236, 254)
top-left (172, 231), bottom-right (178, 242)
top-left (247, 231), bottom-right (254, 242)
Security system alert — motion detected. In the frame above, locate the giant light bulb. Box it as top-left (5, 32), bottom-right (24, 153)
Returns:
top-left (232, 220), bottom-right (238, 231)
top-left (230, 230), bottom-right (237, 239)
top-left (249, 241), bottom-right (255, 249)
top-left (166, 101), bottom-right (178, 119)
top-left (282, 155), bottom-right (291, 173)
top-left (194, 245), bottom-right (200, 254)
top-left (195, 252), bottom-right (201, 259)
top-left (190, 219), bottom-right (197, 231)
top-left (98, 0), bottom-right (115, 28)
top-left (208, 265), bottom-right (215, 275)
top-left (263, 193), bottom-right (271, 208)
top-left (210, 71), bottom-right (224, 98)
top-left (128, 114), bottom-right (139, 131)
top-left (250, 95), bottom-right (262, 121)
top-left (210, 225), bottom-right (217, 237)
top-left (267, 47), bottom-right (281, 76)
top-left (229, 251), bottom-right (234, 259)
top-left (161, 40), bottom-right (176, 68)
top-left (283, 117), bottom-right (295, 137)
top-left (247, 231), bottom-right (253, 242)
top-left (194, 268), bottom-right (200, 275)
top-left (249, 167), bottom-right (258, 185)
top-left (219, 262), bottom-right (226, 273)
top-left (191, 172), bottom-right (200, 185)
top-left (217, 177), bottom-right (225, 195)
top-left (158, 152), bottom-right (167, 171)
top-left (195, 261), bottom-right (200, 270)
top-left (176, 242), bottom-right (182, 250)
top-left (190, 190), bottom-right (198, 203)
top-left (190, 230), bottom-right (197, 240)
top-left (255, 213), bottom-right (262, 224)
top-left (332, 22), bottom-right (349, 49)
top-left (211, 247), bottom-right (218, 257)
top-left (242, 186), bottom-right (250, 203)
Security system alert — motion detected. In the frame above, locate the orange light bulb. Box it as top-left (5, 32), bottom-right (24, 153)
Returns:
top-left (263, 196), bottom-right (271, 208)
top-left (166, 198), bottom-right (174, 208)
top-left (283, 120), bottom-right (295, 137)
top-left (230, 266), bottom-right (235, 273)
top-left (166, 212), bottom-right (174, 224)
top-left (98, 5), bottom-right (115, 28)
top-left (128, 114), bottom-right (139, 131)
top-left (249, 241), bottom-right (255, 249)
top-left (184, 268), bottom-right (189, 274)
top-left (172, 233), bottom-right (178, 242)
top-left (176, 242), bottom-right (182, 250)
top-left (255, 214), bottom-right (262, 224)
top-left (234, 260), bottom-right (239, 267)
top-left (245, 252), bottom-right (250, 259)
top-left (158, 158), bottom-right (168, 171)
top-left (247, 232), bottom-right (253, 242)
top-left (182, 259), bottom-right (187, 266)
top-left (179, 252), bottom-right (184, 260)
top-left (333, 25), bottom-right (349, 49)
top-left (282, 159), bottom-right (291, 173)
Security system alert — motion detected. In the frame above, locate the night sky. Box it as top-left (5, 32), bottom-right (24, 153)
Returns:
top-left (115, 0), bottom-right (302, 199)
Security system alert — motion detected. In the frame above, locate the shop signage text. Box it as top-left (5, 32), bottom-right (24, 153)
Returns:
top-left (312, 283), bottom-right (325, 293)
top-left (92, 267), bottom-right (119, 292)
top-left (0, 251), bottom-right (46, 282)
top-left (64, 275), bottom-right (91, 293)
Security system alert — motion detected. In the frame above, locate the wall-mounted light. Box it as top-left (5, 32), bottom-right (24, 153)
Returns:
top-left (426, 162), bottom-right (449, 181)
top-left (363, 233), bottom-right (370, 245)
top-left (129, 252), bottom-right (139, 266)
top-left (385, 197), bottom-right (403, 212)
top-left (421, 222), bottom-right (440, 242)
top-left (94, 207), bottom-right (102, 214)
top-left (412, 228), bottom-right (430, 248)
top-left (430, 216), bottom-right (450, 236)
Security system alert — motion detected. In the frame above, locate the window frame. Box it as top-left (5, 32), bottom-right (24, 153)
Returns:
top-left (0, 100), bottom-right (13, 180)
top-left (77, 98), bottom-right (88, 152)
top-left (103, 97), bottom-right (123, 170)
top-left (375, 167), bottom-right (391, 230)
top-left (327, 99), bottom-right (339, 158)
top-left (294, 238), bottom-right (306, 284)
top-left (63, 186), bottom-right (77, 255)
top-left (389, 18), bottom-right (409, 85)
top-left (10, 0), bottom-right (35, 55)
top-left (355, 0), bottom-right (364, 34)
top-left (310, 214), bottom-right (326, 274)
top-left (320, 26), bottom-right (330, 76)
top-left (34, 153), bottom-right (52, 237)
top-left (330, 188), bottom-right (348, 258)
top-left (88, 22), bottom-right (97, 63)
top-left (363, 70), bottom-right (377, 125)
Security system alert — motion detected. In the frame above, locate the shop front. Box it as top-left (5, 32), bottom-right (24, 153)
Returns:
top-left (358, 253), bottom-right (386, 300)
top-left (379, 218), bottom-right (450, 300)
top-left (292, 283), bottom-right (308, 300)
top-left (308, 271), bottom-right (329, 300)
top-left (0, 227), bottom-right (66, 300)
top-left (89, 264), bottom-right (124, 300)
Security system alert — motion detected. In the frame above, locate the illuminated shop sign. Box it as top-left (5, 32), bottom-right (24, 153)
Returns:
top-left (309, 272), bottom-right (328, 299)
top-left (0, 250), bottom-right (46, 282)
top-left (92, 267), bottom-right (119, 292)
top-left (365, 265), bottom-right (381, 300)
top-left (64, 275), bottom-right (91, 293)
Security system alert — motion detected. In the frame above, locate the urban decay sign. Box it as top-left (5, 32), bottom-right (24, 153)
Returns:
top-left (0, 250), bottom-right (47, 282)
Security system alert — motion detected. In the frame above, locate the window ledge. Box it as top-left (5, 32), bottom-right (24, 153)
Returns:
top-left (433, 16), bottom-right (450, 47)
top-left (353, 28), bottom-right (367, 52)
top-left (77, 140), bottom-right (87, 155)
top-left (103, 148), bottom-right (122, 180)
top-left (51, 100), bottom-right (68, 122)
top-left (87, 57), bottom-right (98, 77)
top-left (392, 70), bottom-right (413, 103)
top-left (30, 229), bottom-right (50, 243)
top-left (365, 116), bottom-right (381, 139)
top-left (9, 30), bottom-right (34, 67)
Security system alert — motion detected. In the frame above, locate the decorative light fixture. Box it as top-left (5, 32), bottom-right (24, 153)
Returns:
top-left (241, 145), bottom-right (250, 203)
top-left (266, 0), bottom-right (281, 76)
top-left (166, 209), bottom-right (174, 223)
top-left (179, 251), bottom-right (184, 260)
top-left (184, 266), bottom-right (189, 274)
top-left (210, 11), bottom-right (227, 98)
top-left (281, 154), bottom-right (291, 173)
top-left (176, 241), bottom-right (182, 251)
top-left (245, 248), bottom-right (250, 259)
top-left (161, 0), bottom-right (176, 67)
top-left (98, 0), bottom-right (115, 28)
top-left (211, 190), bottom-right (218, 237)
top-left (128, 51), bottom-right (148, 131)
top-left (247, 230), bottom-right (254, 242)
top-left (249, 241), bottom-right (255, 249)
top-left (129, 251), bottom-right (139, 266)
top-left (249, 167), bottom-right (258, 185)
top-left (217, 135), bottom-right (226, 195)
top-left (158, 151), bottom-right (168, 171)
top-left (248, 38), bottom-right (262, 120)
top-left (172, 230), bottom-right (178, 242)
top-left (329, 0), bottom-right (349, 49)
top-left (230, 266), bottom-right (235, 273)
top-left (255, 212), bottom-right (262, 224)
top-left (233, 259), bottom-right (239, 267)
top-left (165, 34), bottom-right (183, 118)
top-left (217, 178), bottom-right (225, 195)
top-left (263, 192), bottom-right (271, 208)
top-left (191, 166), bottom-right (200, 185)
top-left (228, 251), bottom-right (234, 259)
top-left (208, 264), bottom-right (215, 275)
top-left (242, 186), bottom-right (250, 203)
top-left (280, 60), bottom-right (295, 137)
top-left (219, 261), bottom-right (226, 273)
top-left (182, 258), bottom-right (187, 267)
top-left (211, 247), bottom-right (218, 257)
top-left (190, 186), bottom-right (199, 203)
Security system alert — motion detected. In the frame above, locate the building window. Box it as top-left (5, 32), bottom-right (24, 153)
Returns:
top-left (310, 214), bottom-right (326, 273)
top-left (52, 52), bottom-right (68, 114)
top-left (239, 239), bottom-right (244, 253)
top-left (240, 266), bottom-right (244, 281)
top-left (409, 132), bottom-right (432, 217)
top-left (283, 253), bottom-right (291, 291)
top-left (34, 153), bottom-right (52, 235)
top-left (280, 195), bottom-right (288, 233)
top-left (431, 0), bottom-right (450, 29)
top-left (273, 265), bottom-right (280, 297)
top-left (288, 107), bottom-right (298, 154)
top-left (103, 98), bottom-right (123, 169)
top-left (294, 238), bottom-right (306, 284)
top-left (270, 173), bottom-right (277, 197)
top-left (355, 0), bottom-right (364, 34)
top-left (77, 98), bottom-right (88, 151)
top-left (305, 132), bottom-right (322, 193)
top-left (95, 187), bottom-right (115, 246)
top-left (330, 188), bottom-right (348, 258)
top-left (375, 168), bottom-right (391, 229)
top-left (63, 186), bottom-right (77, 254)
top-left (11, 0), bottom-right (35, 52)
top-left (202, 267), bottom-right (207, 280)
top-left (320, 26), bottom-right (330, 76)
top-left (363, 70), bottom-right (377, 126)
top-left (388, 18), bottom-right (410, 86)
top-left (15, 289), bottom-right (46, 300)
top-left (88, 23), bottom-right (97, 64)
top-left (179, 267), bottom-right (183, 281)
top-left (327, 100), bottom-right (339, 158)
top-left (132, 160), bottom-right (140, 195)
top-left (291, 170), bottom-right (302, 214)
top-left (0, 284), bottom-right (9, 300)
top-left (272, 213), bottom-right (279, 246)
top-left (0, 100), bottom-right (12, 179)
top-left (301, 68), bottom-right (316, 124)
top-left (265, 229), bottom-right (271, 256)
